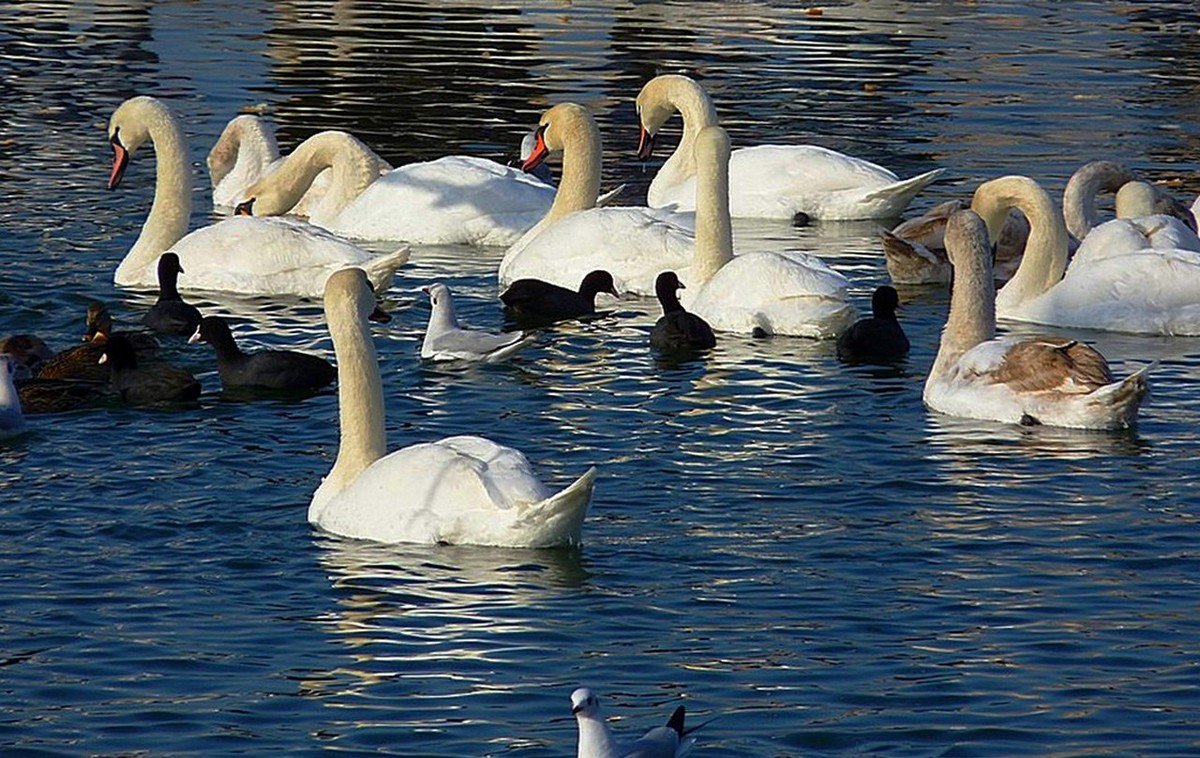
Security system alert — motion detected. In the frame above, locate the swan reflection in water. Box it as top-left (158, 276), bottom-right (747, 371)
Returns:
top-left (301, 536), bottom-right (588, 696)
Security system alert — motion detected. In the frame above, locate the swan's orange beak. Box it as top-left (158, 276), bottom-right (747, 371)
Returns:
top-left (520, 125), bottom-right (549, 173)
top-left (108, 130), bottom-right (129, 190)
top-left (234, 199), bottom-right (254, 216)
top-left (636, 125), bottom-right (655, 161)
top-left (368, 304), bottom-right (392, 324)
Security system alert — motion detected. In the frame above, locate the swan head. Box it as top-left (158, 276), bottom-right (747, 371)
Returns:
top-left (521, 103), bottom-right (592, 173)
top-left (324, 269), bottom-right (391, 329)
top-left (236, 174), bottom-right (290, 216)
top-left (107, 96), bottom-right (167, 190)
top-left (570, 688), bottom-right (601, 718)
top-left (944, 209), bottom-right (991, 271)
top-left (971, 175), bottom-right (1045, 244)
top-left (635, 75), bottom-right (691, 159)
top-left (1114, 181), bottom-right (1158, 219)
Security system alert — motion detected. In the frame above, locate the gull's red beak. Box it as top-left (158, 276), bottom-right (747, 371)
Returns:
top-left (636, 125), bottom-right (655, 161)
top-left (107, 130), bottom-right (129, 190)
top-left (520, 125), bottom-right (549, 173)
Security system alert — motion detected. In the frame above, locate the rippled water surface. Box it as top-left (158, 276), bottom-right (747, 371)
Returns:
top-left (3, 1), bottom-right (1200, 755)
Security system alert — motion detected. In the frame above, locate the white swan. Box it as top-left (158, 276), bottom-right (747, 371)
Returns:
top-left (498, 103), bottom-right (695, 296)
top-left (207, 114), bottom-right (390, 216)
top-left (923, 209), bottom-right (1147, 430)
top-left (974, 175), bottom-right (1200, 335)
top-left (1061, 161), bottom-right (1200, 263)
top-left (108, 97), bottom-right (409, 298)
top-left (881, 199), bottom-right (1030, 285)
top-left (236, 129), bottom-right (557, 246)
top-left (683, 126), bottom-right (855, 338)
top-left (310, 268), bottom-right (596, 548)
top-left (0, 356), bottom-right (26, 439)
top-left (635, 75), bottom-right (943, 220)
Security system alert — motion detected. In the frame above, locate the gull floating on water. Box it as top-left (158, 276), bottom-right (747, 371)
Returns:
top-left (421, 283), bottom-right (536, 363)
top-left (571, 687), bottom-right (708, 758)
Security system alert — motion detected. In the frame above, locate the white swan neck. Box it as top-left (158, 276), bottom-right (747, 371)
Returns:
top-left (544, 112), bottom-right (602, 224)
top-left (321, 288), bottom-right (388, 507)
top-left (974, 177), bottom-right (1068, 313)
top-left (932, 220), bottom-right (995, 379)
top-left (120, 100), bottom-right (193, 280)
top-left (264, 131), bottom-right (380, 221)
top-left (208, 115), bottom-right (279, 186)
top-left (649, 76), bottom-right (720, 204)
top-left (693, 126), bottom-right (734, 284)
top-left (1062, 161), bottom-right (1134, 239)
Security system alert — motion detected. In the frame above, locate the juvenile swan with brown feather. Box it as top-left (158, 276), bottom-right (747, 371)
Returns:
top-left (923, 210), bottom-right (1147, 430)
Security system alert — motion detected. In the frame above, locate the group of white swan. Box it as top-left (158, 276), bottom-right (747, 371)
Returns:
top-left (60, 73), bottom-right (1200, 548)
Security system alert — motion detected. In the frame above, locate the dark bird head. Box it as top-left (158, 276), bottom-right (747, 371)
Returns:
top-left (98, 333), bottom-right (138, 370)
top-left (871, 285), bottom-right (901, 320)
top-left (578, 270), bottom-right (619, 301)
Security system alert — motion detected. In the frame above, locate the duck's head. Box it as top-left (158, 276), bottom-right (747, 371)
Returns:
top-left (84, 302), bottom-right (113, 343)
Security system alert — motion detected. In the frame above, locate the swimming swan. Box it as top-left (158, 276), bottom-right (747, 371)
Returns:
top-left (635, 74), bottom-right (943, 220)
top-left (684, 126), bottom-right (855, 338)
top-left (923, 209), bottom-right (1147, 430)
top-left (309, 268), bottom-right (596, 547)
top-left (973, 175), bottom-right (1200, 335)
top-left (498, 103), bottom-right (694, 296)
top-left (207, 114), bottom-right (391, 216)
top-left (235, 129), bottom-right (556, 246)
top-left (108, 96), bottom-right (409, 297)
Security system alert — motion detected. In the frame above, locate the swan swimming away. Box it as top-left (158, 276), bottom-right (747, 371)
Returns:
top-left (570, 688), bottom-right (705, 758)
top-left (973, 174), bottom-right (1200, 335)
top-left (682, 125), bottom-right (856, 338)
top-left (635, 74), bottom-right (943, 220)
top-left (498, 103), bottom-right (695, 296)
top-left (923, 209), bottom-right (1147, 430)
top-left (309, 268), bottom-right (596, 547)
top-left (421, 283), bottom-right (537, 363)
top-left (107, 96), bottom-right (409, 297)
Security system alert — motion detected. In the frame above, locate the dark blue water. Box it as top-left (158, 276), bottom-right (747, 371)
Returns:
top-left (3, 1), bottom-right (1200, 755)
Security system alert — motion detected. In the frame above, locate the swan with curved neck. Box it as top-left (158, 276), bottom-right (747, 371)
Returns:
top-left (498, 102), bottom-right (694, 296)
top-left (683, 125), bottom-right (854, 338)
top-left (635, 74), bottom-right (943, 220)
top-left (924, 209), bottom-right (1146, 429)
top-left (107, 96), bottom-right (409, 297)
top-left (310, 268), bottom-right (596, 547)
top-left (973, 174), bottom-right (1200, 334)
top-left (208, 115), bottom-right (384, 216)
top-left (238, 129), bottom-right (555, 246)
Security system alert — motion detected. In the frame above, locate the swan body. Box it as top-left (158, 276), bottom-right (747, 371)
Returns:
top-left (683, 126), bottom-right (856, 338)
top-left (309, 268), bottom-right (596, 548)
top-left (636, 75), bottom-right (942, 220)
top-left (108, 97), bottom-right (408, 297)
top-left (1063, 168), bottom-right (1200, 263)
top-left (238, 130), bottom-right (555, 245)
top-left (0, 356), bottom-right (27, 438)
top-left (975, 175), bottom-right (1200, 335)
top-left (498, 103), bottom-right (695, 296)
top-left (923, 209), bottom-right (1146, 430)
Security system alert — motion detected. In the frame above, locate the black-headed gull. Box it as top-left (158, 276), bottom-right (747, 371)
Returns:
top-left (421, 283), bottom-right (535, 363)
top-left (571, 687), bottom-right (706, 758)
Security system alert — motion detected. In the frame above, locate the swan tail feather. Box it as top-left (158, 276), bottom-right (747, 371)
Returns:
top-left (517, 466), bottom-right (596, 548)
top-left (363, 245), bottom-right (412, 291)
top-left (1090, 363), bottom-right (1151, 427)
top-left (862, 168), bottom-right (946, 216)
top-left (596, 184), bottom-right (627, 208)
